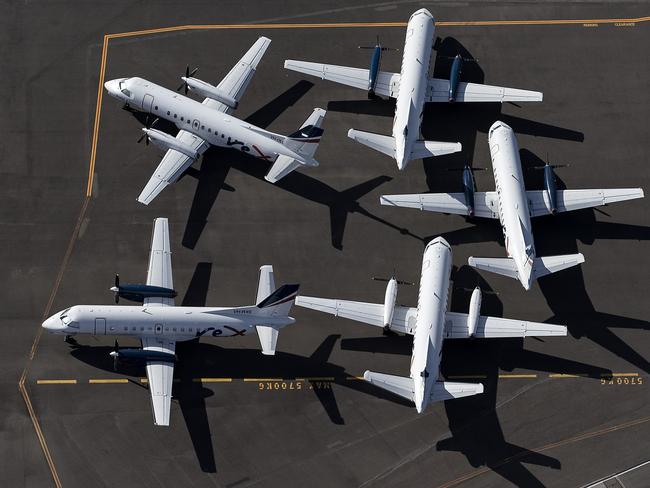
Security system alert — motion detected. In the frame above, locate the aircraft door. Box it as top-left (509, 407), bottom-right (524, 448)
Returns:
top-left (155, 323), bottom-right (163, 335)
top-left (192, 119), bottom-right (200, 130)
top-left (142, 94), bottom-right (154, 112)
top-left (94, 318), bottom-right (106, 335)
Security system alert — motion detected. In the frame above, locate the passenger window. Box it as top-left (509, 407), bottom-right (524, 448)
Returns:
top-left (154, 105), bottom-right (158, 110)
top-left (173, 328), bottom-right (177, 332)
top-left (180, 116), bottom-right (184, 121)
top-left (167, 111), bottom-right (170, 115)
top-left (201, 125), bottom-right (205, 130)
top-left (174, 114), bottom-right (177, 118)
top-left (208, 128), bottom-right (211, 133)
top-left (181, 328), bottom-right (185, 332)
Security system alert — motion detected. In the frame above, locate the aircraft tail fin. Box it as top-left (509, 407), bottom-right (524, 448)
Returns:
top-left (254, 268), bottom-right (299, 355)
top-left (430, 381), bottom-right (484, 402)
top-left (363, 371), bottom-right (415, 402)
top-left (532, 253), bottom-right (585, 278)
top-left (265, 108), bottom-right (326, 183)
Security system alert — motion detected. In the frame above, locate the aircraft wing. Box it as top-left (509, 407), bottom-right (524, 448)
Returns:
top-left (380, 192), bottom-right (499, 219)
top-left (427, 78), bottom-right (543, 103)
top-left (444, 311), bottom-right (567, 338)
top-left (527, 189), bottom-right (645, 217)
top-left (144, 218), bottom-right (174, 307)
top-left (137, 38), bottom-right (271, 205)
top-left (295, 296), bottom-right (416, 335)
top-left (142, 336), bottom-right (176, 426)
top-left (137, 130), bottom-right (208, 205)
top-left (284, 60), bottom-right (399, 98)
top-left (206, 36), bottom-right (272, 114)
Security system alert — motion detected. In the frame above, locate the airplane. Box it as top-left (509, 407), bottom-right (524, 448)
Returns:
top-left (380, 120), bottom-right (645, 290)
top-left (42, 218), bottom-right (300, 426)
top-left (104, 37), bottom-right (327, 205)
top-left (284, 8), bottom-right (542, 171)
top-left (295, 236), bottom-right (567, 413)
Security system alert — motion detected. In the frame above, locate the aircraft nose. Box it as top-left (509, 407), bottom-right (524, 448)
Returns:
top-left (104, 79), bottom-right (123, 97)
top-left (42, 315), bottom-right (62, 332)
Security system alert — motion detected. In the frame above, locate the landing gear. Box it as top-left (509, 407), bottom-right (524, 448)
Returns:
top-left (64, 335), bottom-right (77, 345)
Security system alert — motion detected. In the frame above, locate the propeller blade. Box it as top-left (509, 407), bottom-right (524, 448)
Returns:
top-left (115, 274), bottom-right (119, 288)
top-left (188, 66), bottom-right (199, 77)
top-left (396, 280), bottom-right (415, 286)
top-left (372, 277), bottom-right (390, 282)
top-left (137, 133), bottom-right (146, 144)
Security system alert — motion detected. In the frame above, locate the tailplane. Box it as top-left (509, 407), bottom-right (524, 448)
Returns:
top-left (347, 129), bottom-right (461, 161)
top-left (468, 254), bottom-right (585, 281)
top-left (254, 265), bottom-right (299, 355)
top-left (265, 108), bottom-right (326, 183)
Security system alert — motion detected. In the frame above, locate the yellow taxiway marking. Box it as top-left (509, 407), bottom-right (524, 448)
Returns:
top-left (346, 376), bottom-right (365, 380)
top-left (88, 378), bottom-right (129, 384)
top-left (84, 14), bottom-right (649, 198)
top-left (611, 372), bottom-right (639, 377)
top-left (438, 415), bottom-right (650, 488)
top-left (193, 378), bottom-right (233, 383)
top-left (36, 379), bottom-right (77, 385)
top-left (550, 373), bottom-right (589, 378)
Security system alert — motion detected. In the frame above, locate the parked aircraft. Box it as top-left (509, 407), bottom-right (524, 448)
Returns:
top-left (104, 37), bottom-right (327, 204)
top-left (285, 8), bottom-right (542, 170)
top-left (380, 121), bottom-right (645, 289)
top-left (296, 237), bottom-right (567, 413)
top-left (42, 218), bottom-right (299, 426)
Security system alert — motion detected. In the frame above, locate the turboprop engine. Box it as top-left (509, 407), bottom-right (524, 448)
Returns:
top-left (141, 128), bottom-right (199, 160)
top-left (467, 287), bottom-right (482, 336)
top-left (182, 77), bottom-right (239, 109)
top-left (383, 277), bottom-right (398, 327)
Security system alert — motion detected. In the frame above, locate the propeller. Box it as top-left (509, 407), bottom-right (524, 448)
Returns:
top-left (136, 116), bottom-right (160, 145)
top-left (456, 285), bottom-right (498, 296)
top-left (358, 36), bottom-right (396, 51)
top-left (112, 340), bottom-right (120, 371)
top-left (177, 65), bottom-right (199, 94)
top-left (531, 153), bottom-right (569, 170)
top-left (111, 274), bottom-right (120, 303)
top-left (448, 165), bottom-right (485, 172)
top-left (372, 276), bottom-right (415, 286)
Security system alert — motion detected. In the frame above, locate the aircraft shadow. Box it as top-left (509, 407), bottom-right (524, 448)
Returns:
top-left (181, 80), bottom-right (315, 249)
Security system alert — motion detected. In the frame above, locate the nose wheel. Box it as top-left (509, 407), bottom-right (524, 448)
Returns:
top-left (64, 335), bottom-right (77, 345)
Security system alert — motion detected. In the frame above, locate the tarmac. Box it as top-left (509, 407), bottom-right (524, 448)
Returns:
top-left (1, 1), bottom-right (649, 487)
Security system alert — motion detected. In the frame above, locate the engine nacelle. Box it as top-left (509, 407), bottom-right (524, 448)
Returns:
top-left (467, 286), bottom-right (482, 336)
top-left (383, 277), bottom-right (398, 327)
top-left (449, 55), bottom-right (463, 102)
top-left (543, 163), bottom-right (558, 214)
top-left (183, 77), bottom-right (238, 109)
top-left (110, 348), bottom-right (176, 363)
top-left (142, 128), bottom-right (199, 160)
top-left (462, 165), bottom-right (476, 216)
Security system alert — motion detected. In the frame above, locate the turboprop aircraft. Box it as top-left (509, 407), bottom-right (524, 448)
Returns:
top-left (284, 8), bottom-right (542, 170)
top-left (295, 237), bottom-right (567, 413)
top-left (104, 37), bottom-right (327, 204)
top-left (380, 121), bottom-right (645, 290)
top-left (42, 218), bottom-right (299, 426)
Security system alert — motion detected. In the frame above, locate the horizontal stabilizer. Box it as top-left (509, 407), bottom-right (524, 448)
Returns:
top-left (265, 155), bottom-right (303, 183)
top-left (380, 192), bottom-right (499, 219)
top-left (430, 381), bottom-right (484, 402)
top-left (533, 253), bottom-right (584, 278)
top-left (256, 325), bottom-right (279, 356)
top-left (468, 257), bottom-right (519, 279)
top-left (256, 265), bottom-right (275, 303)
top-left (410, 140), bottom-right (462, 159)
top-left (363, 371), bottom-right (415, 402)
top-left (348, 129), bottom-right (396, 158)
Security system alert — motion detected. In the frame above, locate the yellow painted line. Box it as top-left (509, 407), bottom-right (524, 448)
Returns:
top-left (550, 373), bottom-right (587, 378)
top-left (88, 378), bottom-right (128, 384)
top-left (611, 372), bottom-right (639, 377)
top-left (243, 378), bottom-right (284, 382)
top-left (193, 378), bottom-right (233, 383)
top-left (140, 378), bottom-right (148, 384)
top-left (36, 379), bottom-right (77, 385)
top-left (499, 374), bottom-right (537, 379)
top-left (346, 376), bottom-right (365, 380)
top-left (86, 35), bottom-right (109, 197)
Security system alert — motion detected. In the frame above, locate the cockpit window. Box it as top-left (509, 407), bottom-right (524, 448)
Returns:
top-left (118, 81), bottom-right (132, 97)
top-left (59, 308), bottom-right (71, 319)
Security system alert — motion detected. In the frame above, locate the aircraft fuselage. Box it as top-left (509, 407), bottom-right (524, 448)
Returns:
top-left (488, 121), bottom-right (536, 289)
top-left (42, 304), bottom-right (294, 342)
top-left (392, 8), bottom-right (435, 169)
top-left (410, 236), bottom-right (452, 412)
top-left (104, 77), bottom-right (298, 163)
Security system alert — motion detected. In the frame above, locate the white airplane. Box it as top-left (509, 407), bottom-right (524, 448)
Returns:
top-left (295, 237), bottom-right (567, 413)
top-left (104, 37), bottom-right (327, 204)
top-left (381, 121), bottom-right (645, 290)
top-left (42, 218), bottom-right (299, 426)
top-left (284, 8), bottom-right (542, 171)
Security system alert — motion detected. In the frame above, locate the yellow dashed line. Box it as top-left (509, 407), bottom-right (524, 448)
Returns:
top-left (36, 379), bottom-right (77, 385)
top-left (550, 373), bottom-right (588, 378)
top-left (193, 378), bottom-right (233, 383)
top-left (499, 374), bottom-right (538, 379)
top-left (611, 373), bottom-right (639, 377)
top-left (243, 378), bottom-right (284, 382)
top-left (88, 378), bottom-right (129, 384)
